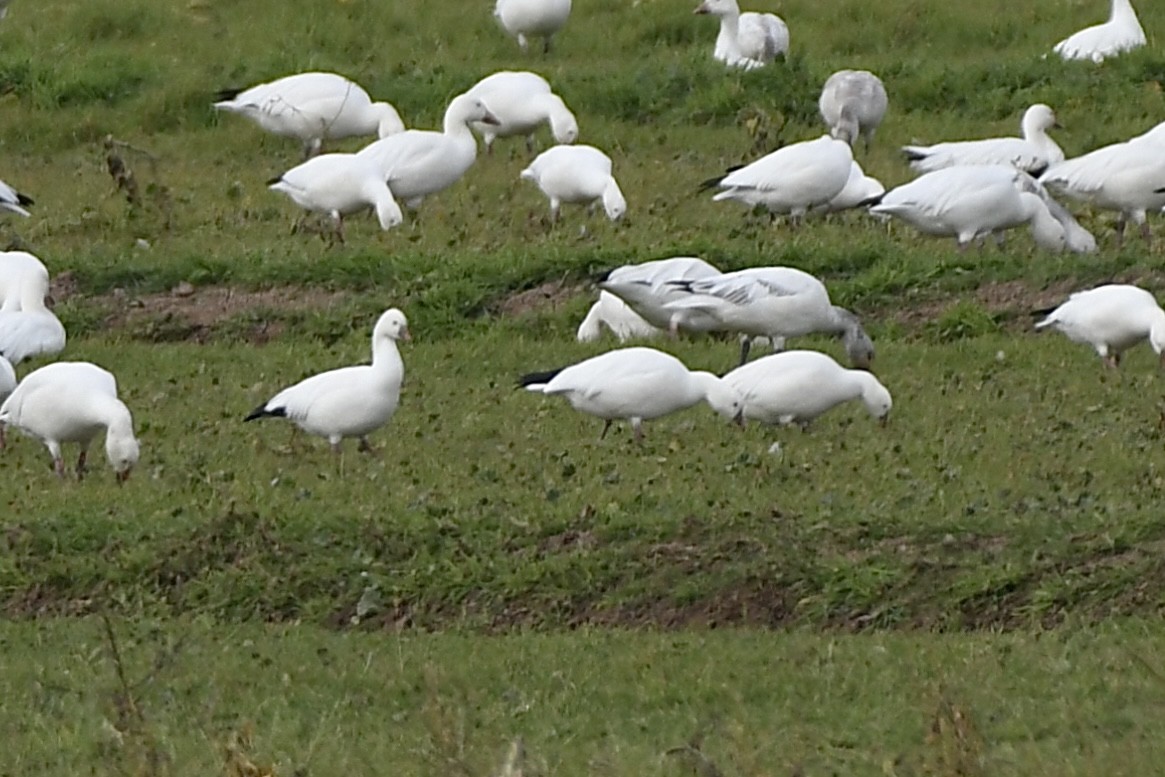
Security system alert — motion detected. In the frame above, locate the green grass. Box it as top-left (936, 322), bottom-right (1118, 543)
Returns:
top-left (5, 618), bottom-right (1165, 777)
top-left (4, 0), bottom-right (1165, 772)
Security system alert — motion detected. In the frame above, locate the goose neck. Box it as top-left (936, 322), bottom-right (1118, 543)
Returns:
top-left (371, 336), bottom-right (403, 370)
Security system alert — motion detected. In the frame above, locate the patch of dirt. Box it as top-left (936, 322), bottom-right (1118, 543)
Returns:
top-left (492, 279), bottom-right (584, 318)
top-left (64, 283), bottom-right (351, 344)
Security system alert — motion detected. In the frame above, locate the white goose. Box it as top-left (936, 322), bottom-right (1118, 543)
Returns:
top-left (814, 161), bottom-right (885, 214)
top-left (0, 261), bottom-right (66, 364)
top-left (0, 361), bottom-right (139, 482)
top-left (268, 152), bottom-right (403, 242)
top-left (693, 0), bottom-right (788, 70)
top-left (662, 266), bottom-right (876, 366)
top-left (466, 71), bottom-right (578, 153)
top-left (520, 144), bottom-right (626, 222)
top-left (1053, 0), bottom-right (1145, 63)
top-left (245, 308), bottom-right (409, 453)
top-left (214, 72), bottom-right (405, 158)
top-left (1040, 126), bottom-right (1165, 244)
top-left (356, 93), bottom-right (499, 211)
top-left (576, 291), bottom-right (661, 342)
top-left (723, 350), bottom-right (892, 429)
top-left (597, 256), bottom-right (724, 335)
top-left (1035, 285), bottom-right (1165, 368)
top-left (0, 250), bottom-right (49, 307)
top-left (518, 346), bottom-right (743, 441)
top-left (0, 178), bottom-right (32, 218)
top-left (703, 135), bottom-right (854, 222)
top-left (494, 0), bottom-right (572, 53)
top-left (818, 70), bottom-right (888, 153)
top-left (870, 165), bottom-right (1068, 251)
top-left (901, 104), bottom-right (1064, 176)
top-left (0, 354), bottom-right (14, 448)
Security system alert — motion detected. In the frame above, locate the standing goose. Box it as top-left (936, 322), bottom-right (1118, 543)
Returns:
top-left (245, 308), bottom-right (409, 453)
top-left (576, 291), bottom-right (662, 343)
top-left (813, 161), bottom-right (885, 214)
top-left (1040, 126), bottom-right (1165, 245)
top-left (518, 346), bottom-right (744, 441)
top-left (1053, 0), bottom-right (1145, 62)
top-left (268, 152), bottom-right (403, 242)
top-left (494, 0), bottom-right (572, 53)
top-left (704, 135), bottom-right (854, 223)
top-left (355, 93), bottom-right (500, 213)
top-left (662, 266), bottom-right (876, 366)
top-left (901, 104), bottom-right (1064, 176)
top-left (1034, 285), bottom-right (1165, 368)
top-left (213, 72), bottom-right (405, 158)
top-left (818, 70), bottom-right (888, 153)
top-left (466, 71), bottom-right (578, 153)
top-left (597, 256), bottom-right (724, 336)
top-left (0, 262), bottom-right (66, 364)
top-left (520, 144), bottom-right (626, 223)
top-left (870, 165), bottom-right (1068, 251)
top-left (693, 0), bottom-right (788, 70)
top-left (0, 361), bottom-right (139, 482)
top-left (723, 350), bottom-right (892, 429)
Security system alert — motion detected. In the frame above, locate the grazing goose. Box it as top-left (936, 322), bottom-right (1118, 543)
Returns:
top-left (693, 0), bottom-right (788, 70)
top-left (577, 291), bottom-right (662, 342)
top-left (0, 178), bottom-right (32, 218)
top-left (0, 355), bottom-right (14, 448)
top-left (1053, 0), bottom-right (1145, 62)
top-left (355, 93), bottom-right (499, 212)
top-left (597, 256), bottom-right (724, 335)
top-left (870, 165), bottom-right (1068, 251)
top-left (703, 135), bottom-right (854, 223)
top-left (662, 266), bottom-right (876, 366)
top-left (466, 71), bottom-right (578, 153)
top-left (0, 262), bottom-right (66, 364)
top-left (245, 308), bottom-right (409, 453)
top-left (818, 70), bottom-right (888, 153)
top-left (901, 104), bottom-right (1064, 176)
top-left (213, 72), bottom-right (405, 158)
top-left (1034, 285), bottom-right (1165, 368)
top-left (520, 144), bottom-right (626, 222)
top-left (0, 361), bottom-right (139, 482)
top-left (724, 350), bottom-right (892, 429)
top-left (268, 152), bottom-right (403, 242)
top-left (1040, 127), bottom-right (1165, 244)
top-left (518, 346), bottom-right (743, 441)
top-left (494, 0), bottom-right (572, 53)
top-left (813, 161), bottom-right (885, 214)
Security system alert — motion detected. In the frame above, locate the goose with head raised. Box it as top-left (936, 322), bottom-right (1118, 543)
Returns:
top-left (214, 72), bottom-right (405, 158)
top-left (1053, 0), bottom-right (1145, 62)
top-left (356, 93), bottom-right (500, 213)
top-left (245, 308), bottom-right (409, 453)
top-left (519, 346), bottom-right (743, 442)
top-left (693, 0), bottom-right (788, 70)
top-left (901, 104), bottom-right (1064, 176)
top-left (0, 361), bottom-right (139, 482)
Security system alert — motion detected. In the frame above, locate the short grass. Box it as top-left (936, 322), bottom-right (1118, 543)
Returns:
top-left (5, 617), bottom-right (1165, 777)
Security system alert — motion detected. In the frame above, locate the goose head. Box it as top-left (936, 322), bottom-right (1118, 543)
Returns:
top-left (601, 179), bottom-right (627, 221)
top-left (693, 372), bottom-right (745, 426)
top-left (1149, 316), bottom-right (1165, 368)
top-left (446, 94), bottom-right (500, 130)
top-left (856, 373), bottom-right (893, 425)
top-left (105, 415), bottom-right (140, 484)
top-left (1022, 104), bottom-right (1060, 138)
top-left (374, 308), bottom-right (411, 343)
top-left (546, 96), bottom-right (579, 144)
top-left (693, 0), bottom-right (741, 17)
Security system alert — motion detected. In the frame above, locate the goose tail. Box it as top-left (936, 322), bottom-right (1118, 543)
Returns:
top-left (518, 368), bottom-right (563, 391)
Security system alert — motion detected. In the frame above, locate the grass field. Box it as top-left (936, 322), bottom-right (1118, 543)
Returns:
top-left (2, 0), bottom-right (1165, 773)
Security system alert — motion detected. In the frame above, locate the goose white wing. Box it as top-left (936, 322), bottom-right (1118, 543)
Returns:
top-left (0, 311), bottom-right (66, 364)
top-left (738, 12), bottom-right (788, 60)
top-left (720, 136), bottom-right (843, 192)
top-left (903, 138), bottom-right (1051, 174)
top-left (262, 365), bottom-right (373, 423)
top-left (666, 268), bottom-right (814, 311)
top-left (356, 131), bottom-right (449, 183)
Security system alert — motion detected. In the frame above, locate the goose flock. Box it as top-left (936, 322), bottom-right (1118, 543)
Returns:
top-left (0, 0), bottom-right (1162, 483)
